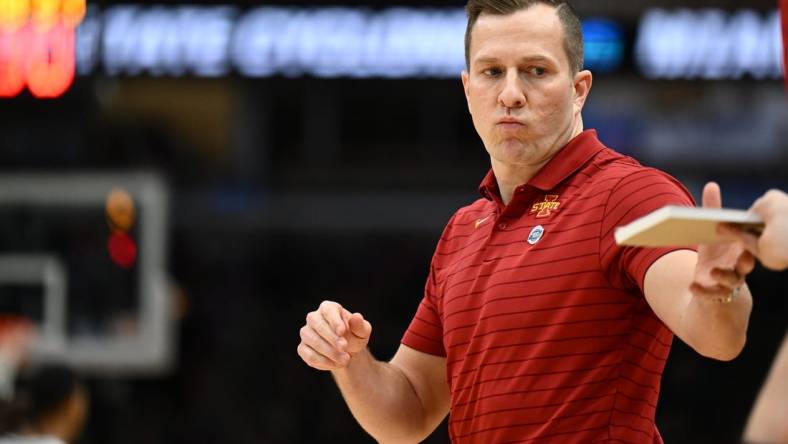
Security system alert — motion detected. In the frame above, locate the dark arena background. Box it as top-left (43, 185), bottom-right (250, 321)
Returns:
top-left (0, 0), bottom-right (786, 442)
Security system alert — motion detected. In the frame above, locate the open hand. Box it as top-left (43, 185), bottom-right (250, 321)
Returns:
top-left (691, 183), bottom-right (755, 301)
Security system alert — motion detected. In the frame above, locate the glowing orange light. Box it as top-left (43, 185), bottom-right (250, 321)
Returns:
top-left (0, 0), bottom-right (30, 31)
top-left (0, 29), bottom-right (27, 97)
top-left (105, 188), bottom-right (136, 232)
top-left (0, 0), bottom-right (85, 99)
top-left (60, 0), bottom-right (84, 29)
top-left (30, 0), bottom-right (59, 31)
top-left (26, 24), bottom-right (74, 98)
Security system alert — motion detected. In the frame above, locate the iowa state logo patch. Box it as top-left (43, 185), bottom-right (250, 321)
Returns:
top-left (530, 195), bottom-right (561, 218)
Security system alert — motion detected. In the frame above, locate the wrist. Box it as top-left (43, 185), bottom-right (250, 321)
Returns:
top-left (333, 347), bottom-right (372, 377)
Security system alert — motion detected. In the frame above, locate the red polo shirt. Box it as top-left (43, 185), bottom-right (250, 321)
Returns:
top-left (402, 130), bottom-right (695, 444)
top-left (782, 0), bottom-right (787, 92)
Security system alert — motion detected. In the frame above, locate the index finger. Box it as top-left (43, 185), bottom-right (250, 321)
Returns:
top-left (319, 301), bottom-right (348, 336)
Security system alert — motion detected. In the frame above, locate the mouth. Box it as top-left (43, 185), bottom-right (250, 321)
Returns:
top-left (497, 116), bottom-right (525, 124)
top-left (496, 119), bottom-right (525, 130)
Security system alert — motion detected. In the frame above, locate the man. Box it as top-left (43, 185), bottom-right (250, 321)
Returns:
top-left (722, 189), bottom-right (788, 444)
top-left (0, 365), bottom-right (89, 444)
top-left (728, 196), bottom-right (788, 444)
top-left (735, 2), bottom-right (788, 441)
top-left (297, 1), bottom-right (754, 442)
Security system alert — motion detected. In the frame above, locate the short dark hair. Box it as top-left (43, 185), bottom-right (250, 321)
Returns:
top-left (464, 0), bottom-right (584, 74)
top-left (0, 365), bottom-right (83, 434)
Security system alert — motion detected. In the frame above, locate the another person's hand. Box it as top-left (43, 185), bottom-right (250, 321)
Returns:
top-left (719, 189), bottom-right (788, 271)
top-left (298, 301), bottom-right (372, 371)
top-left (691, 183), bottom-right (756, 301)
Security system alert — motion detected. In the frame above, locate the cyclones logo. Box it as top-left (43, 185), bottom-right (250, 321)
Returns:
top-left (0, 0), bottom-right (86, 98)
top-left (530, 195), bottom-right (561, 218)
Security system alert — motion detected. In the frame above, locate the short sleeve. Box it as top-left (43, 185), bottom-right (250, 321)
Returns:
top-left (401, 260), bottom-right (446, 357)
top-left (599, 168), bottom-right (697, 292)
top-left (400, 212), bottom-right (463, 357)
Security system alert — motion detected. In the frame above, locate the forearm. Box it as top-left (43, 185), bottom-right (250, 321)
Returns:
top-left (332, 349), bottom-right (430, 443)
top-left (681, 284), bottom-right (753, 361)
top-left (743, 331), bottom-right (788, 443)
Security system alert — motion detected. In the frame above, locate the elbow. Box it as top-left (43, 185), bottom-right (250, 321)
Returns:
top-left (704, 348), bottom-right (742, 362)
top-left (371, 429), bottom-right (430, 444)
top-left (365, 413), bottom-right (433, 444)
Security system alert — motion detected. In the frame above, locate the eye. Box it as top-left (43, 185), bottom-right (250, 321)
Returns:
top-left (482, 67), bottom-right (502, 77)
top-left (529, 66), bottom-right (547, 76)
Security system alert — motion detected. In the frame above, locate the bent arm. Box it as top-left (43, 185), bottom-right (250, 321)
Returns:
top-left (332, 345), bottom-right (450, 443)
top-left (644, 250), bottom-right (752, 361)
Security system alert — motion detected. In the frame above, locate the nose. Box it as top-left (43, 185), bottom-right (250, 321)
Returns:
top-left (498, 69), bottom-right (525, 109)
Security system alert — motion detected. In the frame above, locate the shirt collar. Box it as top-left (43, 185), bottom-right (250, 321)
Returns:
top-left (478, 129), bottom-right (605, 200)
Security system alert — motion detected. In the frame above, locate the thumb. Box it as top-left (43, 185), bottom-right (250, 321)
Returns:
top-left (702, 182), bottom-right (722, 209)
top-left (348, 313), bottom-right (372, 340)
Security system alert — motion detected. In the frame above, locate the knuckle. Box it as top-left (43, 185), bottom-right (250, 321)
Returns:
top-left (300, 347), bottom-right (320, 366)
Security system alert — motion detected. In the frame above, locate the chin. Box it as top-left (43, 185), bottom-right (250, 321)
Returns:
top-left (490, 142), bottom-right (538, 165)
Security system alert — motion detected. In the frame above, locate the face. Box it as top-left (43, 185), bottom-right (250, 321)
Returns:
top-left (462, 5), bottom-right (592, 170)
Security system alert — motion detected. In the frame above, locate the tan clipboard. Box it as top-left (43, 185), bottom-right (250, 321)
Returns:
top-left (614, 206), bottom-right (764, 247)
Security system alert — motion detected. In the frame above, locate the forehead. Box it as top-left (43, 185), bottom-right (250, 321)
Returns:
top-left (469, 4), bottom-right (567, 67)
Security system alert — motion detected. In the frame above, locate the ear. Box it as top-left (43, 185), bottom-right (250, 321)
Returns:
top-left (461, 70), bottom-right (472, 114)
top-left (572, 69), bottom-right (593, 114)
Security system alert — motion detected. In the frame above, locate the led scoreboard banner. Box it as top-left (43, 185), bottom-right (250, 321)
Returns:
top-left (0, 3), bottom-right (783, 99)
top-left (0, 0), bottom-right (85, 98)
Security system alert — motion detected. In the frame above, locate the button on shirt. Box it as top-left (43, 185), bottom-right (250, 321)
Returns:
top-left (402, 130), bottom-right (695, 444)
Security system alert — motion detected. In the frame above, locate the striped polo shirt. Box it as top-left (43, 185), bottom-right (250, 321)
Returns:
top-left (783, 0), bottom-right (787, 92)
top-left (402, 130), bottom-right (695, 444)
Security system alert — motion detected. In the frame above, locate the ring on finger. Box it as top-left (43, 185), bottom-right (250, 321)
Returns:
top-left (721, 286), bottom-right (741, 304)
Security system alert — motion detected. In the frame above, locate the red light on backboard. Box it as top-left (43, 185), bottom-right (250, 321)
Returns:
top-left (107, 232), bottom-right (137, 269)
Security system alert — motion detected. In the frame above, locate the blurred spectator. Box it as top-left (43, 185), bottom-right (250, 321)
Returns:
top-left (743, 331), bottom-right (788, 444)
top-left (0, 365), bottom-right (89, 444)
top-left (737, 4), bottom-right (788, 442)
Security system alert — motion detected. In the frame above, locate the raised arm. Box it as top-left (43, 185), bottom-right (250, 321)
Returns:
top-left (643, 183), bottom-right (754, 361)
top-left (297, 301), bottom-right (450, 443)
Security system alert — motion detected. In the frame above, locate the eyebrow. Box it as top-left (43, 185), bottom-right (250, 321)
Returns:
top-left (472, 55), bottom-right (554, 66)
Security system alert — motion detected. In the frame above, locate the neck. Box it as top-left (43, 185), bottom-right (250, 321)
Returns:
top-left (493, 119), bottom-right (583, 205)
